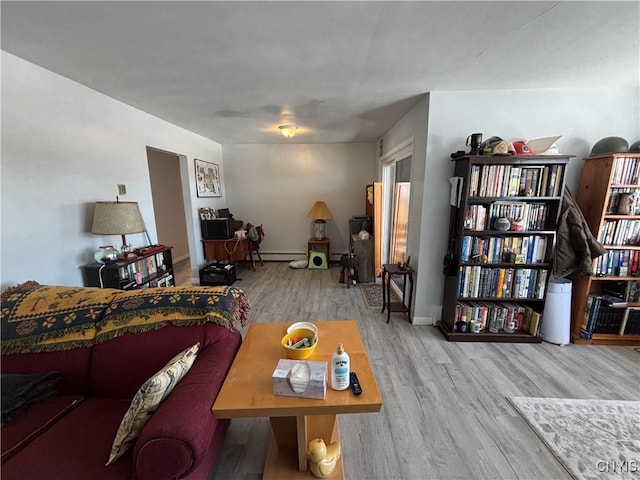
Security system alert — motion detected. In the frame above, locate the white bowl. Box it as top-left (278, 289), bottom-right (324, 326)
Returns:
top-left (287, 322), bottom-right (318, 336)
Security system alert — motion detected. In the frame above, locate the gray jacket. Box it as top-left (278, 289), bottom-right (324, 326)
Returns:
top-left (553, 187), bottom-right (606, 278)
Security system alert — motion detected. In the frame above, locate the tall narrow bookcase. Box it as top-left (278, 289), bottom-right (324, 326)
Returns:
top-left (570, 152), bottom-right (640, 345)
top-left (439, 154), bottom-right (572, 342)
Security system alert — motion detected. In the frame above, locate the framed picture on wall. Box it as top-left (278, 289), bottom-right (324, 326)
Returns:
top-left (195, 159), bottom-right (222, 197)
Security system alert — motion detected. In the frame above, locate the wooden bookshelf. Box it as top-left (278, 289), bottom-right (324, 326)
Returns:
top-left (81, 246), bottom-right (174, 290)
top-left (570, 153), bottom-right (640, 345)
top-left (438, 154), bottom-right (572, 342)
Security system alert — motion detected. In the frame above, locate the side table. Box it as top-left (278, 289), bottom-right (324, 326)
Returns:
top-left (381, 264), bottom-right (414, 324)
top-left (202, 238), bottom-right (253, 270)
top-left (351, 234), bottom-right (373, 283)
top-left (212, 320), bottom-right (383, 479)
top-left (308, 238), bottom-right (330, 269)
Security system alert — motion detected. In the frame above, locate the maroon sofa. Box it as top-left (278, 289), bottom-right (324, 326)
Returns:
top-left (1, 283), bottom-right (250, 480)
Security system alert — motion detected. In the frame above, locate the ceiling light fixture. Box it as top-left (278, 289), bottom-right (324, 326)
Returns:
top-left (279, 125), bottom-right (297, 138)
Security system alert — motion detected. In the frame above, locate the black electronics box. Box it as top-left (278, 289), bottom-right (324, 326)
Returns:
top-left (200, 218), bottom-right (234, 240)
top-left (349, 216), bottom-right (371, 235)
top-left (199, 262), bottom-right (236, 286)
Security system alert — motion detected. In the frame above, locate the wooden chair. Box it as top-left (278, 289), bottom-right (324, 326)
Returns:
top-left (247, 224), bottom-right (264, 270)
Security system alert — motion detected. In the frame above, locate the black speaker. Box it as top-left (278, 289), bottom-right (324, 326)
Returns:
top-left (308, 251), bottom-right (328, 269)
top-left (349, 216), bottom-right (371, 235)
top-left (199, 263), bottom-right (236, 285)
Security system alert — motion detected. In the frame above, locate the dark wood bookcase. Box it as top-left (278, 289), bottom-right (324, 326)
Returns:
top-left (82, 246), bottom-right (174, 290)
top-left (570, 153), bottom-right (640, 345)
top-left (439, 154), bottom-right (572, 342)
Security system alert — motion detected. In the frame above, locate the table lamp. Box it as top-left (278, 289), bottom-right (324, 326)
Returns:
top-left (306, 201), bottom-right (333, 240)
top-left (91, 201), bottom-right (147, 258)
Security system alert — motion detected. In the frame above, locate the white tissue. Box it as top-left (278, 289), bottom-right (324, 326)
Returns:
top-left (287, 362), bottom-right (311, 393)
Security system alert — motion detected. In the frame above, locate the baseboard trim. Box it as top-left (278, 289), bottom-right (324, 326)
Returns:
top-left (259, 252), bottom-right (350, 262)
top-left (411, 316), bottom-right (433, 326)
top-left (174, 253), bottom-right (190, 263)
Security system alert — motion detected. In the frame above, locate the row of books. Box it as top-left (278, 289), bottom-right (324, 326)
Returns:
top-left (151, 273), bottom-right (174, 288)
top-left (469, 164), bottom-right (564, 198)
top-left (597, 219), bottom-right (640, 246)
top-left (623, 310), bottom-right (640, 335)
top-left (122, 273), bottom-right (174, 291)
top-left (456, 266), bottom-right (548, 300)
top-left (454, 301), bottom-right (542, 336)
top-left (606, 188), bottom-right (640, 215)
top-left (460, 235), bottom-right (548, 264)
top-left (610, 156), bottom-right (640, 185)
top-left (463, 203), bottom-right (549, 231)
top-left (593, 249), bottom-right (640, 277)
top-left (600, 280), bottom-right (640, 303)
top-left (118, 251), bottom-right (168, 286)
top-left (580, 294), bottom-right (627, 338)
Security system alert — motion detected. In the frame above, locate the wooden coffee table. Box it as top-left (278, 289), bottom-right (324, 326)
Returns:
top-left (213, 320), bottom-right (383, 479)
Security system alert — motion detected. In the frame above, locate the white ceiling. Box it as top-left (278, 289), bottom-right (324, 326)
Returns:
top-left (2, 1), bottom-right (639, 144)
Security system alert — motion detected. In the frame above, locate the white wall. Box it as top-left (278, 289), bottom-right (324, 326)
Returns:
top-left (378, 96), bottom-right (430, 324)
top-left (222, 144), bottom-right (378, 260)
top-left (399, 87), bottom-right (639, 326)
top-left (0, 52), bottom-right (226, 288)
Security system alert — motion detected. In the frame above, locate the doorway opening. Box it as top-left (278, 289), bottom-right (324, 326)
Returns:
top-left (146, 147), bottom-right (191, 285)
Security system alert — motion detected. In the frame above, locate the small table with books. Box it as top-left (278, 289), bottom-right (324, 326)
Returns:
top-left (81, 245), bottom-right (174, 290)
top-left (212, 320), bottom-right (382, 479)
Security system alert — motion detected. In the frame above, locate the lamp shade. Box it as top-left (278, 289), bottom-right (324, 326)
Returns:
top-left (306, 201), bottom-right (333, 220)
top-left (91, 201), bottom-right (146, 235)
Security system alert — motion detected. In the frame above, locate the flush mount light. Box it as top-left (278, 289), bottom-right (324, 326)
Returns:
top-left (279, 125), bottom-right (297, 138)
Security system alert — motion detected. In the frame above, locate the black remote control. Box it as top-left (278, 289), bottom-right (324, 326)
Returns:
top-left (350, 372), bottom-right (362, 395)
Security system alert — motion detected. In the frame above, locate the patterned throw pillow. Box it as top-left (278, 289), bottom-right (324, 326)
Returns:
top-left (105, 343), bottom-right (200, 466)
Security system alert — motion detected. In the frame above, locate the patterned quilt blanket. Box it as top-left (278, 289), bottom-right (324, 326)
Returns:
top-left (1, 283), bottom-right (251, 355)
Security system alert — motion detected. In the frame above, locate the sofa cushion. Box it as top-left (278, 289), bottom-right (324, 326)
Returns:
top-left (91, 322), bottom-right (234, 398)
top-left (1, 395), bottom-right (83, 463)
top-left (133, 328), bottom-right (242, 479)
top-left (1, 348), bottom-right (93, 395)
top-left (106, 343), bottom-right (199, 465)
top-left (0, 398), bottom-right (132, 480)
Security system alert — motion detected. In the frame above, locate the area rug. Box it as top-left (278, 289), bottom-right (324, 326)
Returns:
top-left (359, 283), bottom-right (400, 309)
top-left (508, 397), bottom-right (640, 480)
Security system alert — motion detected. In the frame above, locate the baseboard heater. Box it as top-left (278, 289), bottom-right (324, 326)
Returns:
top-left (258, 251), bottom-right (349, 262)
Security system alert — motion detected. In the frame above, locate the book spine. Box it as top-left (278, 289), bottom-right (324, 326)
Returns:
top-left (546, 164), bottom-right (558, 196)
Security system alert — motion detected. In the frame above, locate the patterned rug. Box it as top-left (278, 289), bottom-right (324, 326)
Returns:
top-left (508, 397), bottom-right (640, 480)
top-left (359, 283), bottom-right (400, 309)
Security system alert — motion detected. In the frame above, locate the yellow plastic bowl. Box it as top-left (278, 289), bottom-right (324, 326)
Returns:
top-left (281, 327), bottom-right (318, 360)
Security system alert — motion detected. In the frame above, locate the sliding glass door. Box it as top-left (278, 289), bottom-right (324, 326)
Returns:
top-left (391, 180), bottom-right (410, 264)
top-left (382, 155), bottom-right (411, 267)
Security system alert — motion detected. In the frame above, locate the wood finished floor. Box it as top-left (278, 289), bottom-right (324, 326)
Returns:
top-left (174, 261), bottom-right (640, 480)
